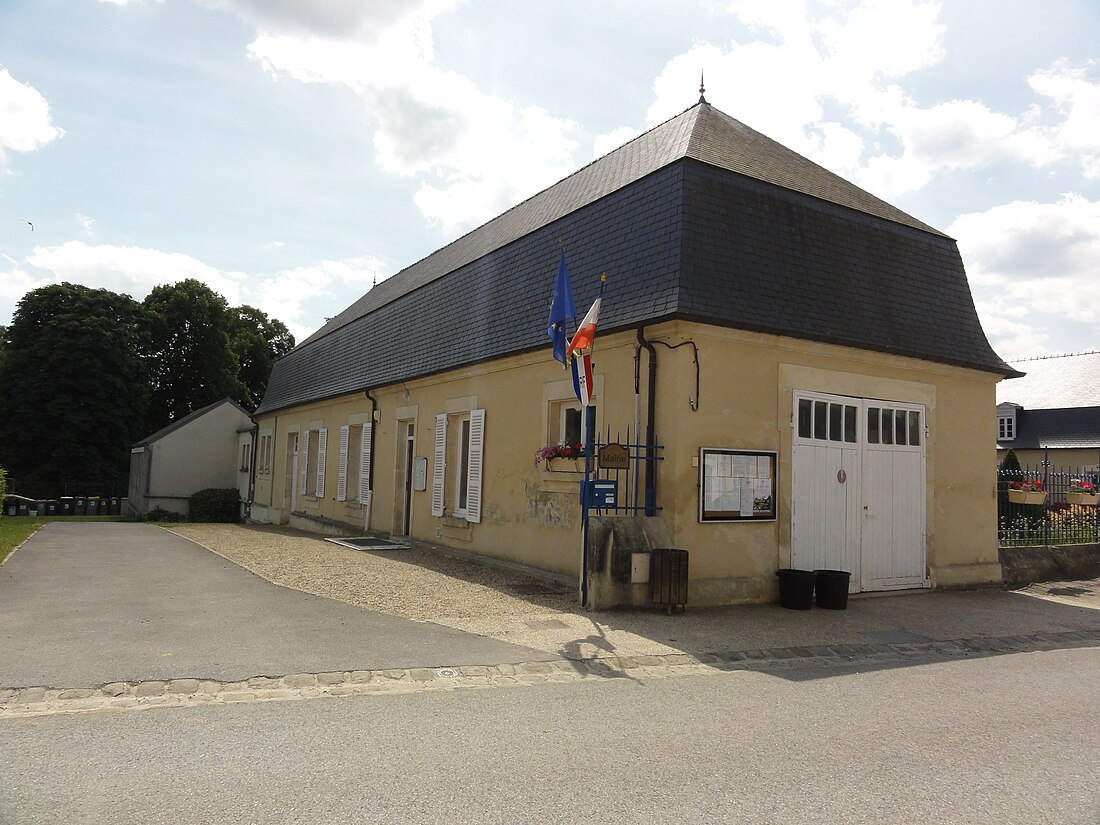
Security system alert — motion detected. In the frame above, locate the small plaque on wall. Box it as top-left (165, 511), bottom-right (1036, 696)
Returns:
top-left (699, 448), bottom-right (777, 522)
top-left (413, 456), bottom-right (428, 491)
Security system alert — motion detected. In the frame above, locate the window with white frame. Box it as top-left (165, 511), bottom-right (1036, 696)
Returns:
top-left (431, 409), bottom-right (485, 523)
top-left (240, 443), bottom-right (250, 473)
top-left (300, 426), bottom-right (327, 498)
top-left (549, 398), bottom-right (593, 447)
top-left (997, 414), bottom-right (1014, 440)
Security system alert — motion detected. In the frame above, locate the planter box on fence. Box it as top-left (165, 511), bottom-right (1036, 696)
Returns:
top-left (1008, 490), bottom-right (1046, 505)
top-left (1066, 492), bottom-right (1099, 506)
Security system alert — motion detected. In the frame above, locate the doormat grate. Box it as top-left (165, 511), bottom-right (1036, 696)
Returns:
top-left (324, 536), bottom-right (410, 551)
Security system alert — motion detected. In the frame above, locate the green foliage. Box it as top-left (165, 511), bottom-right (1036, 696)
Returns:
top-left (143, 279), bottom-right (245, 433)
top-left (146, 506), bottom-right (187, 523)
top-left (188, 488), bottom-right (240, 523)
top-left (228, 305), bottom-right (295, 409)
top-left (0, 465), bottom-right (6, 509)
top-left (999, 449), bottom-right (1021, 473)
top-left (0, 283), bottom-right (149, 488)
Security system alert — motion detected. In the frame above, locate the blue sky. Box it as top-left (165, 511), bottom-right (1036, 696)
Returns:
top-left (1, 0), bottom-right (1098, 362)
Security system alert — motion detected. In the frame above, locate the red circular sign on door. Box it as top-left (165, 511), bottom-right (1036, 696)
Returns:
top-left (837, 469), bottom-right (847, 484)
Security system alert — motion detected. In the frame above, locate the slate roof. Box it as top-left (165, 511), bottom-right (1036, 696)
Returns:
top-left (996, 352), bottom-right (1100, 409)
top-left (998, 406), bottom-right (1100, 450)
top-left (257, 101), bottom-right (1014, 416)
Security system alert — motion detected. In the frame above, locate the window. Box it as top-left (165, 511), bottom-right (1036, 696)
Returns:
top-left (998, 415), bottom-right (1014, 440)
top-left (866, 407), bottom-right (921, 446)
top-left (337, 422), bottom-right (373, 503)
top-left (299, 427), bottom-right (327, 498)
top-left (239, 443), bottom-right (250, 473)
top-left (797, 398), bottom-right (857, 444)
top-left (256, 434), bottom-right (271, 473)
top-left (431, 409), bottom-right (485, 523)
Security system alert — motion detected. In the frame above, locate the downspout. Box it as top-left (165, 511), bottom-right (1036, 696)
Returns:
top-left (246, 418), bottom-right (259, 521)
top-left (364, 389), bottom-right (378, 530)
top-left (636, 327), bottom-right (658, 516)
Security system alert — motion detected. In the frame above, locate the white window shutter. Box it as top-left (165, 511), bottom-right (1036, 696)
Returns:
top-left (465, 409), bottom-right (485, 524)
top-left (299, 430), bottom-right (310, 496)
top-left (432, 413), bottom-right (447, 517)
top-left (336, 425), bottom-right (349, 501)
top-left (359, 422), bottom-right (373, 503)
top-left (316, 428), bottom-right (328, 499)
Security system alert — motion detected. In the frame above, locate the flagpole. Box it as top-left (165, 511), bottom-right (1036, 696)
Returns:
top-left (580, 274), bottom-right (605, 609)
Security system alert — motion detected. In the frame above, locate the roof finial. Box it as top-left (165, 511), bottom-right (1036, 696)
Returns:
top-left (698, 70), bottom-right (707, 104)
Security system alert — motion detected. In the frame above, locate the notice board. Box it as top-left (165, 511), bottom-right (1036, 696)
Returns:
top-left (699, 448), bottom-right (777, 522)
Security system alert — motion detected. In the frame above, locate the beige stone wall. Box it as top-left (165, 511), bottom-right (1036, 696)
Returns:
top-left (252, 321), bottom-right (1003, 602)
top-left (997, 447), bottom-right (1100, 472)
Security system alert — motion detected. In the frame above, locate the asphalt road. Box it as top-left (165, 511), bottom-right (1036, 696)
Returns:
top-left (0, 523), bottom-right (554, 687)
top-left (2, 646), bottom-right (1097, 824)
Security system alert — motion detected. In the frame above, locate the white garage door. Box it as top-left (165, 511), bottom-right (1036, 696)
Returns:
top-left (791, 391), bottom-right (927, 592)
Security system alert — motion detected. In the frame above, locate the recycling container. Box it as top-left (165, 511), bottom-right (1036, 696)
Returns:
top-left (776, 568), bottom-right (815, 610)
top-left (814, 569), bottom-right (851, 610)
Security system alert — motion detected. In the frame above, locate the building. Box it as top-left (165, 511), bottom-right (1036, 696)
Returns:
top-left (996, 352), bottom-right (1100, 470)
top-left (127, 398), bottom-right (253, 518)
top-left (250, 99), bottom-right (1017, 606)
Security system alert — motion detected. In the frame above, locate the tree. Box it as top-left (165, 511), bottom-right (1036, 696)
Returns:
top-left (0, 325), bottom-right (8, 375)
top-left (228, 305), bottom-right (295, 409)
top-left (143, 279), bottom-right (245, 432)
top-left (0, 284), bottom-right (149, 488)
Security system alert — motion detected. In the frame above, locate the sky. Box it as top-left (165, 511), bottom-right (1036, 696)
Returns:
top-left (1, 0), bottom-right (1098, 362)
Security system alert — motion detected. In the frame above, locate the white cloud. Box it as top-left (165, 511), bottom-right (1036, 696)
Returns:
top-left (950, 195), bottom-right (1100, 355)
top-left (0, 69), bottom-right (64, 172)
top-left (605, 3), bottom-right (1099, 202)
top-left (241, 2), bottom-right (579, 234)
top-left (75, 213), bottom-right (95, 234)
top-left (1, 241), bottom-right (386, 342)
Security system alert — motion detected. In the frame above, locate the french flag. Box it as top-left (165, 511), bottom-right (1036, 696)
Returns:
top-left (565, 296), bottom-right (600, 358)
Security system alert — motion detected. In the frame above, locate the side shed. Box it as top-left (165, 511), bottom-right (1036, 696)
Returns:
top-left (127, 398), bottom-right (253, 518)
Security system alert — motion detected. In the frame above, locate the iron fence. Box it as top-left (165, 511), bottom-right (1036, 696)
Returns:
top-left (593, 426), bottom-right (664, 516)
top-left (998, 464), bottom-right (1100, 547)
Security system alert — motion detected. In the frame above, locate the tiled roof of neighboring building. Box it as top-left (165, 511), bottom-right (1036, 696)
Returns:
top-left (997, 352), bottom-right (1100, 409)
top-left (257, 102), bottom-right (1014, 416)
top-left (1001, 406), bottom-right (1100, 450)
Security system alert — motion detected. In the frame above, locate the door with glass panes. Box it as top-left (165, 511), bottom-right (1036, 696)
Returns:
top-left (791, 391), bottom-right (927, 592)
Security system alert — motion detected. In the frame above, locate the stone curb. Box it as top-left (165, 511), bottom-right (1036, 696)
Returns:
top-left (3, 629), bottom-right (1098, 719)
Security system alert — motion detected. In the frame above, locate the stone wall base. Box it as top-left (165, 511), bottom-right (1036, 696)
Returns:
top-left (999, 544), bottom-right (1100, 589)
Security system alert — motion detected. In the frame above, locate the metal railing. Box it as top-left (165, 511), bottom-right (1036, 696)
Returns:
top-left (997, 463), bottom-right (1100, 547)
top-left (592, 426), bottom-right (664, 516)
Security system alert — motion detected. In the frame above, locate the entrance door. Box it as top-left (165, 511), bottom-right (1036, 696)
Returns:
top-left (791, 392), bottom-right (926, 592)
top-left (287, 433), bottom-right (299, 521)
top-left (394, 421), bottom-right (414, 536)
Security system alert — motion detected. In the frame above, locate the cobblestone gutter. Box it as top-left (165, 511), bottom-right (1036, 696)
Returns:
top-left (4, 630), bottom-right (1098, 719)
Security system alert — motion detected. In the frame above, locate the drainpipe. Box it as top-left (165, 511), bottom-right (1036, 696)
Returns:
top-left (246, 419), bottom-right (259, 520)
top-left (364, 389), bottom-right (378, 531)
top-left (636, 327), bottom-right (658, 516)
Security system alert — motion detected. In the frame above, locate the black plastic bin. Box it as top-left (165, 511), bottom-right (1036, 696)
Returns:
top-left (651, 548), bottom-right (688, 614)
top-left (59, 497), bottom-right (74, 516)
top-left (73, 497), bottom-right (87, 516)
top-left (776, 568), bottom-right (815, 610)
top-left (46, 500), bottom-right (59, 516)
top-left (814, 569), bottom-right (851, 610)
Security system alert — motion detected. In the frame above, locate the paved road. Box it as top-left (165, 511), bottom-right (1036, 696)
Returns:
top-left (0, 523), bottom-right (554, 687)
top-left (2, 647), bottom-right (1097, 824)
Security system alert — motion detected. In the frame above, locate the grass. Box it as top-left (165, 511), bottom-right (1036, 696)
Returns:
top-left (0, 516), bottom-right (123, 565)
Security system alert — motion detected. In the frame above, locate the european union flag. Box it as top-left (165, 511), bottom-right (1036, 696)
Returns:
top-left (546, 251), bottom-right (577, 364)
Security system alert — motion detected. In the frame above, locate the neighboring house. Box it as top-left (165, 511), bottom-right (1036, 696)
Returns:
top-left (127, 398), bottom-right (253, 518)
top-left (996, 352), bottom-right (1100, 470)
top-left (250, 98), bottom-right (1017, 606)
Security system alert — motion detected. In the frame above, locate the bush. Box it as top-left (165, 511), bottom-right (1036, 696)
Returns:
top-left (146, 507), bottom-right (186, 523)
top-left (188, 488), bottom-right (240, 523)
